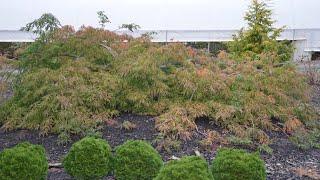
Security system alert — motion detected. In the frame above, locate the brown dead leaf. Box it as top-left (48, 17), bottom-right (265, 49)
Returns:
top-left (293, 167), bottom-right (320, 180)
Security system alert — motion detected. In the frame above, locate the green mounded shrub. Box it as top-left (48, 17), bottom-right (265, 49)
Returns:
top-left (114, 140), bottom-right (163, 180)
top-left (0, 27), bottom-right (123, 141)
top-left (0, 142), bottom-right (48, 180)
top-left (154, 156), bottom-right (213, 180)
top-left (211, 148), bottom-right (266, 180)
top-left (63, 137), bottom-right (112, 179)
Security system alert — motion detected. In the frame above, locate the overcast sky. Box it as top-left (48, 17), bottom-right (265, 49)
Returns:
top-left (1, 0), bottom-right (320, 30)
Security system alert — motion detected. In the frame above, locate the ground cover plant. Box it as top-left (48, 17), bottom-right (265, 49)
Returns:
top-left (0, 142), bottom-right (48, 180)
top-left (63, 137), bottom-right (112, 179)
top-left (114, 140), bottom-right (163, 180)
top-left (155, 156), bottom-right (213, 180)
top-left (211, 148), bottom-right (266, 180)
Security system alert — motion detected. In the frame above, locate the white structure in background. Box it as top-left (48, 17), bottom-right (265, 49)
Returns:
top-left (122, 29), bottom-right (320, 61)
top-left (0, 30), bottom-right (37, 42)
top-left (1, 29), bottom-right (320, 61)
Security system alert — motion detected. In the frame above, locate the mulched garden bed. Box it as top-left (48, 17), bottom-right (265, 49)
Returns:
top-left (1, 78), bottom-right (319, 180)
top-left (0, 113), bottom-right (319, 180)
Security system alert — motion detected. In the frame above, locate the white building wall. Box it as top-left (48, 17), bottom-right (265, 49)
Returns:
top-left (1, 29), bottom-right (319, 62)
top-left (293, 40), bottom-right (311, 61)
top-left (121, 29), bottom-right (320, 62)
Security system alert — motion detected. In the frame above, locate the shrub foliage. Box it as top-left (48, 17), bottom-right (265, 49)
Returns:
top-left (114, 140), bottom-right (163, 180)
top-left (0, 27), bottom-right (122, 137)
top-left (155, 156), bottom-right (213, 180)
top-left (63, 137), bottom-right (112, 179)
top-left (0, 56), bottom-right (15, 106)
top-left (0, 24), bottom-right (316, 144)
top-left (228, 0), bottom-right (293, 62)
top-left (0, 142), bottom-right (48, 180)
top-left (211, 148), bottom-right (266, 180)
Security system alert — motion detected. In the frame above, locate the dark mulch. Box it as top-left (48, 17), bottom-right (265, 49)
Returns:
top-left (0, 113), bottom-right (319, 180)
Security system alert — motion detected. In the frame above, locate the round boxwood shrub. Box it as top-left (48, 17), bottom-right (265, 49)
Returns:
top-left (0, 142), bottom-right (48, 180)
top-left (211, 148), bottom-right (266, 180)
top-left (114, 140), bottom-right (163, 180)
top-left (63, 137), bottom-right (112, 179)
top-left (155, 156), bottom-right (213, 180)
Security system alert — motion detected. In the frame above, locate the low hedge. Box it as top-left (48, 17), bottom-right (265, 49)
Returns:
top-left (114, 140), bottom-right (163, 180)
top-left (63, 137), bottom-right (112, 179)
top-left (0, 142), bottom-right (48, 180)
top-left (0, 138), bottom-right (268, 180)
top-left (155, 156), bottom-right (213, 180)
top-left (211, 148), bottom-right (266, 180)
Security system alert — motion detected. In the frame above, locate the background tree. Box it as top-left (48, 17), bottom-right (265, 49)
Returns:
top-left (228, 0), bottom-right (293, 62)
top-left (21, 13), bottom-right (61, 37)
top-left (97, 11), bottom-right (111, 28)
top-left (119, 23), bottom-right (141, 32)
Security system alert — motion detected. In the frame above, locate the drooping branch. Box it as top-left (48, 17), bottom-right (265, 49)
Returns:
top-left (100, 43), bottom-right (118, 57)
